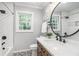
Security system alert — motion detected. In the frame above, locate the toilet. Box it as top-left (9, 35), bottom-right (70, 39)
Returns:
top-left (29, 44), bottom-right (37, 56)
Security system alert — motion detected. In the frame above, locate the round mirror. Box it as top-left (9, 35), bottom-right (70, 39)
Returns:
top-left (50, 2), bottom-right (79, 37)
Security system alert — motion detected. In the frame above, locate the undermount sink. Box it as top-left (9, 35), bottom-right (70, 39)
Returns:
top-left (44, 39), bottom-right (64, 45)
top-left (43, 39), bottom-right (64, 50)
top-left (37, 37), bottom-right (79, 56)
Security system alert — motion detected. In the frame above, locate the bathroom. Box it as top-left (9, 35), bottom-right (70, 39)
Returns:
top-left (0, 1), bottom-right (79, 56)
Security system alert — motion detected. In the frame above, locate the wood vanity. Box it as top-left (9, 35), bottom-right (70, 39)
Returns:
top-left (37, 41), bottom-right (51, 56)
top-left (37, 36), bottom-right (79, 56)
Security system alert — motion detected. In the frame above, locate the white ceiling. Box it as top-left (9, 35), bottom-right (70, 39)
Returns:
top-left (55, 2), bottom-right (79, 12)
top-left (15, 2), bottom-right (50, 10)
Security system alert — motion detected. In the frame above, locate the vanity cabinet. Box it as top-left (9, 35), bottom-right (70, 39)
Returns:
top-left (37, 41), bottom-right (51, 56)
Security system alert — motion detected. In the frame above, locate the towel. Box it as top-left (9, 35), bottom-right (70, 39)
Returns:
top-left (41, 21), bottom-right (47, 33)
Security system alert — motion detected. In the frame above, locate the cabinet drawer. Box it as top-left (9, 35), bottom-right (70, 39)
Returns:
top-left (37, 41), bottom-right (51, 56)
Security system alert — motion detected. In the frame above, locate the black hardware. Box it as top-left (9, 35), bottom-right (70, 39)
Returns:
top-left (65, 16), bottom-right (69, 19)
top-left (2, 36), bottom-right (7, 40)
top-left (2, 47), bottom-right (5, 50)
top-left (59, 36), bottom-right (62, 42)
top-left (0, 10), bottom-right (6, 14)
top-left (64, 32), bottom-right (67, 36)
top-left (63, 39), bottom-right (66, 43)
top-left (56, 36), bottom-right (58, 40)
top-left (2, 42), bottom-right (5, 45)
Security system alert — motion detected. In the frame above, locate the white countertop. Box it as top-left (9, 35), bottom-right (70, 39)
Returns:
top-left (37, 36), bottom-right (79, 56)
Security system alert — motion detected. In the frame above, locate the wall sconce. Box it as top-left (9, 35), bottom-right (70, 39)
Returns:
top-left (0, 10), bottom-right (6, 14)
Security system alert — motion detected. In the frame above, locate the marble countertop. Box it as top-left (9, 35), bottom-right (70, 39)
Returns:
top-left (37, 36), bottom-right (79, 56)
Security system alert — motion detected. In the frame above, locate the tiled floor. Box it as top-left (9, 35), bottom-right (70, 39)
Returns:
top-left (13, 51), bottom-right (32, 56)
top-left (12, 50), bottom-right (37, 56)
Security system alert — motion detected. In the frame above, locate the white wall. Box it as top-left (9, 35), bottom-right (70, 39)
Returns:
top-left (14, 5), bottom-right (43, 51)
top-left (0, 2), bottom-right (13, 55)
top-left (42, 2), bottom-right (59, 21)
top-left (58, 11), bottom-right (69, 35)
top-left (42, 2), bottom-right (59, 37)
top-left (66, 9), bottom-right (79, 41)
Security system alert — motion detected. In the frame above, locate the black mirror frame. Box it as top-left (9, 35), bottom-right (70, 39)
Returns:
top-left (49, 2), bottom-right (79, 38)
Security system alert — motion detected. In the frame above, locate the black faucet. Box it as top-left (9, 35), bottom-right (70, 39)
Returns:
top-left (63, 39), bottom-right (66, 43)
top-left (56, 36), bottom-right (58, 40)
top-left (56, 36), bottom-right (62, 41)
top-left (56, 35), bottom-right (66, 43)
top-left (59, 36), bottom-right (62, 42)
